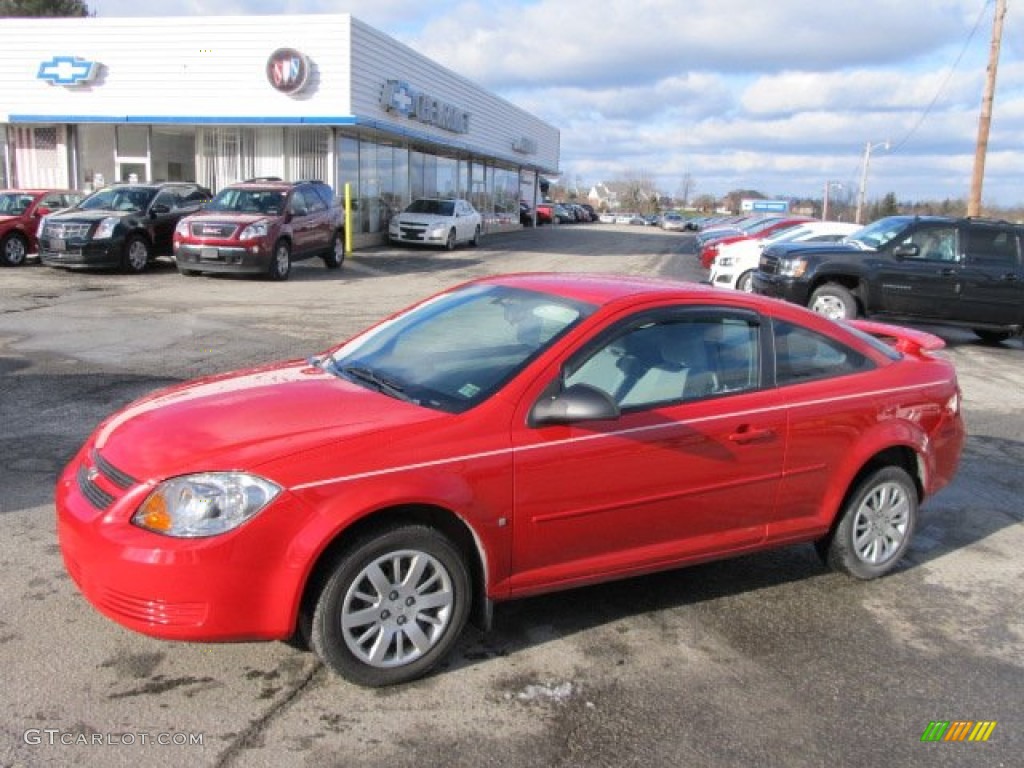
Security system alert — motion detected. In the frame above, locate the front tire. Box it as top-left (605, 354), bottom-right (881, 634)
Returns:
top-left (323, 231), bottom-right (344, 269)
top-left (268, 240), bottom-right (291, 281)
top-left (310, 525), bottom-right (470, 687)
top-left (1, 232), bottom-right (29, 266)
top-left (470, 226), bottom-right (481, 247)
top-left (121, 235), bottom-right (150, 273)
top-left (445, 229), bottom-right (456, 251)
top-left (823, 466), bottom-right (917, 580)
top-left (736, 270), bottom-right (754, 293)
top-left (809, 283), bottom-right (858, 320)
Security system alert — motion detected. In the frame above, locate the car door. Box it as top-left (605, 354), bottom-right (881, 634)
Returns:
top-left (767, 318), bottom-right (884, 539)
top-left (296, 186), bottom-right (330, 258)
top-left (874, 223), bottom-right (960, 319)
top-left (507, 307), bottom-right (784, 595)
top-left (456, 200), bottom-right (475, 242)
top-left (956, 221), bottom-right (1024, 326)
top-left (149, 188), bottom-right (185, 253)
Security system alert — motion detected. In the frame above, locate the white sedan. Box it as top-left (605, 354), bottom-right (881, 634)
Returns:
top-left (389, 198), bottom-right (482, 249)
top-left (709, 221), bottom-right (861, 291)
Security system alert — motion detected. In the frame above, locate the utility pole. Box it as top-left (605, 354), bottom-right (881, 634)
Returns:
top-left (855, 141), bottom-right (888, 225)
top-left (968, 0), bottom-right (1007, 217)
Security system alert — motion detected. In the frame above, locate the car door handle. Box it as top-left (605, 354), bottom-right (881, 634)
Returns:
top-left (999, 273), bottom-right (1019, 282)
top-left (728, 425), bottom-right (777, 444)
top-left (937, 268), bottom-right (957, 277)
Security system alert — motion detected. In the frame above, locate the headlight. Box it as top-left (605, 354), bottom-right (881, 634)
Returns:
top-left (778, 258), bottom-right (808, 278)
top-left (428, 224), bottom-right (447, 237)
top-left (132, 472), bottom-right (281, 538)
top-left (717, 255), bottom-right (736, 267)
top-left (240, 221), bottom-right (269, 240)
top-left (93, 217), bottom-right (120, 240)
top-left (175, 219), bottom-right (190, 237)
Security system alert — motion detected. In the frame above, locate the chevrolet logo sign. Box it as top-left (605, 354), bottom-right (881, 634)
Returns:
top-left (38, 56), bottom-right (100, 86)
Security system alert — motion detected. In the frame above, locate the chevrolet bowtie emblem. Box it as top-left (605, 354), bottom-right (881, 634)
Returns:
top-left (37, 56), bottom-right (100, 86)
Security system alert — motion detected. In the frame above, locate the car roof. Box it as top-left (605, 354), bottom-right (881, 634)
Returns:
top-left (469, 272), bottom-right (744, 307)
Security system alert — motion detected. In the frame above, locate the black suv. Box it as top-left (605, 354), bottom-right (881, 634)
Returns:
top-left (753, 215), bottom-right (1024, 342)
top-left (39, 182), bottom-right (211, 273)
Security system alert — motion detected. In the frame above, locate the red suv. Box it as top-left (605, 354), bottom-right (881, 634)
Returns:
top-left (1, 189), bottom-right (83, 266)
top-left (173, 178), bottom-right (344, 280)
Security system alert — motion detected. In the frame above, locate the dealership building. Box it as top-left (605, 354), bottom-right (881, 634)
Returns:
top-left (0, 14), bottom-right (560, 247)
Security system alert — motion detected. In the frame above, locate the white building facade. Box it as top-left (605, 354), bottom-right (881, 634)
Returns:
top-left (0, 14), bottom-right (560, 246)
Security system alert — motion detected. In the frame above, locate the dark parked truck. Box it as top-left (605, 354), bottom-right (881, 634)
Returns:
top-left (753, 215), bottom-right (1024, 343)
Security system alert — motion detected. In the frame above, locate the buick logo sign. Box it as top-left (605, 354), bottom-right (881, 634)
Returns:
top-left (266, 48), bottom-right (311, 94)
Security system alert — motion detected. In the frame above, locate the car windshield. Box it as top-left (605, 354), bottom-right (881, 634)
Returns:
top-left (205, 188), bottom-right (286, 214)
top-left (0, 193), bottom-right (34, 215)
top-left (405, 199), bottom-right (455, 216)
top-left (78, 187), bottom-right (156, 213)
top-left (845, 216), bottom-right (914, 250)
top-left (325, 284), bottom-right (594, 413)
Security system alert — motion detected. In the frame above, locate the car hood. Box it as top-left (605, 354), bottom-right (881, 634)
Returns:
top-left (184, 212), bottom-right (267, 226)
top-left (93, 359), bottom-right (438, 482)
top-left (763, 241), bottom-right (863, 257)
top-left (394, 212), bottom-right (454, 226)
top-left (48, 209), bottom-right (134, 223)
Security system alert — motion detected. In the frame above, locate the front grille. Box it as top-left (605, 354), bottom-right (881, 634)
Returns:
top-left (77, 465), bottom-right (116, 509)
top-left (758, 255), bottom-right (779, 275)
top-left (76, 450), bottom-right (138, 510)
top-left (97, 587), bottom-right (208, 627)
top-left (44, 222), bottom-right (92, 239)
top-left (93, 450), bottom-right (137, 489)
top-left (190, 221), bottom-right (238, 238)
top-left (400, 225), bottom-right (426, 240)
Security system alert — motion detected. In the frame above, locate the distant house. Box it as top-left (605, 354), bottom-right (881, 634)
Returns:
top-left (588, 183), bottom-right (617, 210)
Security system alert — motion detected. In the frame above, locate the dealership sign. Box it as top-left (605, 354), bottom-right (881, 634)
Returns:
top-left (266, 48), bottom-right (311, 95)
top-left (37, 56), bottom-right (100, 86)
top-left (381, 80), bottom-right (470, 134)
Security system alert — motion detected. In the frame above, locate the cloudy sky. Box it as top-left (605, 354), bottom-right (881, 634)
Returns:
top-left (87, 0), bottom-right (1024, 208)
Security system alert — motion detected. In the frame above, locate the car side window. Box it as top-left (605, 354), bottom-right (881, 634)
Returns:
top-left (153, 188), bottom-right (183, 211)
top-left (564, 314), bottom-right (761, 409)
top-left (964, 224), bottom-right (1020, 267)
top-left (897, 226), bottom-right (957, 261)
top-left (288, 191), bottom-right (309, 216)
top-left (301, 187), bottom-right (327, 214)
top-left (773, 320), bottom-right (873, 386)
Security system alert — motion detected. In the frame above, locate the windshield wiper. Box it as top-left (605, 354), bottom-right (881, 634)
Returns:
top-left (336, 364), bottom-right (417, 404)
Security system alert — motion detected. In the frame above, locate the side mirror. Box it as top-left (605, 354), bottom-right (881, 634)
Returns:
top-left (150, 204), bottom-right (171, 216)
top-left (892, 243), bottom-right (918, 259)
top-left (531, 383), bottom-right (620, 426)
top-left (34, 206), bottom-right (51, 217)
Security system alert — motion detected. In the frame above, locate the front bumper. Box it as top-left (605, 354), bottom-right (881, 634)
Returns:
top-left (56, 445), bottom-right (311, 641)
top-left (39, 238), bottom-right (124, 269)
top-left (708, 265), bottom-right (739, 288)
top-left (174, 243), bottom-right (272, 274)
top-left (751, 272), bottom-right (811, 305)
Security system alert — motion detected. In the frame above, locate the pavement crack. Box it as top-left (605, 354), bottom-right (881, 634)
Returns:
top-left (213, 658), bottom-right (325, 767)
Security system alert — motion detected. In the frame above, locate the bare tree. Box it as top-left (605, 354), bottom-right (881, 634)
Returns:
top-left (611, 169), bottom-right (660, 214)
top-left (676, 173), bottom-right (695, 208)
top-left (0, 0), bottom-right (92, 15)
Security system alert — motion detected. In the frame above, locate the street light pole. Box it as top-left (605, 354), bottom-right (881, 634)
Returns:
top-left (854, 141), bottom-right (889, 224)
top-left (823, 181), bottom-right (842, 221)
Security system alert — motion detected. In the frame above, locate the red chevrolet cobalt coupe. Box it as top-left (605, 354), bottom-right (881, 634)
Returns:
top-left (57, 274), bottom-right (964, 686)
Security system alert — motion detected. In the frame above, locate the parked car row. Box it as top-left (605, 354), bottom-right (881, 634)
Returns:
top-left (8, 179), bottom-right (498, 280)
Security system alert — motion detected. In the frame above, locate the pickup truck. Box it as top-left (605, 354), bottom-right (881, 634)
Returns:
top-left (752, 215), bottom-right (1024, 343)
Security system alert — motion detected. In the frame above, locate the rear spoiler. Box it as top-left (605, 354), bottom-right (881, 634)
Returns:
top-left (846, 319), bottom-right (947, 355)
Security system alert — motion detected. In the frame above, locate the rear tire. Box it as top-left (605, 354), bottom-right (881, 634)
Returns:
top-left (1, 232), bottom-right (29, 266)
top-left (323, 231), bottom-right (344, 269)
top-left (470, 226), bottom-right (481, 247)
top-left (310, 525), bottom-right (470, 687)
top-left (823, 466), bottom-right (917, 580)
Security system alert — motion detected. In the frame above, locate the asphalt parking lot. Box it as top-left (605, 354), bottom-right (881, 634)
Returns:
top-left (1, 224), bottom-right (1021, 768)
